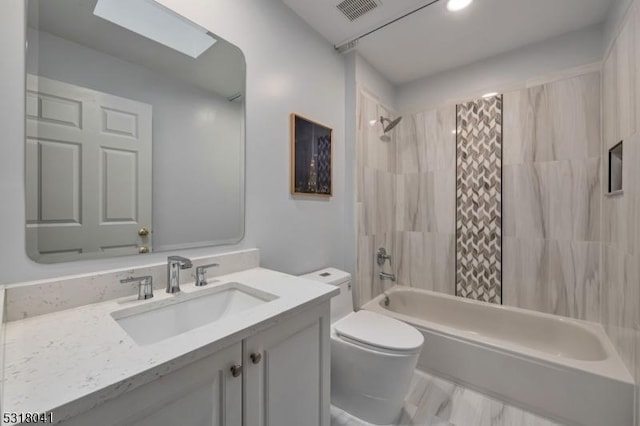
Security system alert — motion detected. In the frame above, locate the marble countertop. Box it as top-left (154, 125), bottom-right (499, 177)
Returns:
top-left (3, 267), bottom-right (338, 423)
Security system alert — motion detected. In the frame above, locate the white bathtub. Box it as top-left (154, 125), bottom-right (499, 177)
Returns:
top-left (362, 287), bottom-right (634, 426)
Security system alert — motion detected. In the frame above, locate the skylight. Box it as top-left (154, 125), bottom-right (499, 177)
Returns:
top-left (93, 0), bottom-right (217, 58)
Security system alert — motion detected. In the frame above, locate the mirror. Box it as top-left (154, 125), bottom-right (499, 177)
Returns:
top-left (25, 0), bottom-right (245, 263)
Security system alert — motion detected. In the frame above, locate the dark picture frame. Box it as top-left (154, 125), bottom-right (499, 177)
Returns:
top-left (290, 113), bottom-right (333, 197)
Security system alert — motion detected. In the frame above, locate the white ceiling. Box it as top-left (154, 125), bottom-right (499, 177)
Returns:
top-left (28, 0), bottom-right (245, 99)
top-left (282, 0), bottom-right (616, 85)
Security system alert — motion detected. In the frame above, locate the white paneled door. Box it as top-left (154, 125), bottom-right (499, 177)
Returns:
top-left (26, 74), bottom-right (152, 262)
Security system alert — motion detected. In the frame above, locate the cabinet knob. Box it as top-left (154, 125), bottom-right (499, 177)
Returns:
top-left (138, 246), bottom-right (149, 254)
top-left (138, 227), bottom-right (150, 237)
top-left (250, 352), bottom-right (262, 364)
top-left (230, 364), bottom-right (242, 377)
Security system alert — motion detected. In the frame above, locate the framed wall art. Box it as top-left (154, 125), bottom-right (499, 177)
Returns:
top-left (290, 113), bottom-right (332, 197)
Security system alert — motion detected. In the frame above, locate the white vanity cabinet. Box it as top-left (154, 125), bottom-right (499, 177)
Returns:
top-left (243, 302), bottom-right (331, 426)
top-left (62, 342), bottom-right (243, 426)
top-left (59, 302), bottom-right (330, 426)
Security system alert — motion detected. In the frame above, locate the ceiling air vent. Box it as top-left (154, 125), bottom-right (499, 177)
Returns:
top-left (336, 0), bottom-right (381, 22)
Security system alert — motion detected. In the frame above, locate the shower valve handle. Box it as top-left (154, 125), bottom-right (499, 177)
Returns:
top-left (376, 247), bottom-right (392, 266)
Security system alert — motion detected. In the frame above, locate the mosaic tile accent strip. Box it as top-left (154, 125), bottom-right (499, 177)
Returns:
top-left (455, 95), bottom-right (503, 304)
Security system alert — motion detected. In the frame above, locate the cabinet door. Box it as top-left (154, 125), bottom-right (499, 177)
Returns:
top-left (244, 302), bottom-right (331, 426)
top-left (62, 343), bottom-right (242, 426)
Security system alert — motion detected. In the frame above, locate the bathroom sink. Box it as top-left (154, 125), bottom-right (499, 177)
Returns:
top-left (111, 282), bottom-right (278, 345)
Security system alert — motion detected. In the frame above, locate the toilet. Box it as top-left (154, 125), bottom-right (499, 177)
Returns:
top-left (301, 268), bottom-right (424, 425)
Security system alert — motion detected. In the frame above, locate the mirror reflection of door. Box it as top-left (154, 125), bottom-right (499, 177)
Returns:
top-left (26, 74), bottom-right (152, 262)
top-left (25, 0), bottom-right (246, 263)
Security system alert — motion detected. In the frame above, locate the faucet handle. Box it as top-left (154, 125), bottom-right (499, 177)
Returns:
top-left (168, 255), bottom-right (192, 269)
top-left (195, 263), bottom-right (219, 287)
top-left (376, 247), bottom-right (392, 266)
top-left (120, 276), bottom-right (154, 300)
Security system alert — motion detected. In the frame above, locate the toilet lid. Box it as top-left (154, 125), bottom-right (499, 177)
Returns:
top-left (334, 310), bottom-right (423, 352)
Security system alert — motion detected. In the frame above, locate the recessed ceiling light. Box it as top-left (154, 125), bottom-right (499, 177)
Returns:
top-left (447, 0), bottom-right (473, 12)
top-left (93, 0), bottom-right (217, 58)
top-left (482, 92), bottom-right (499, 98)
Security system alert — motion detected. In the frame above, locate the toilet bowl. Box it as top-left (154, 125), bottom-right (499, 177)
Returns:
top-left (301, 268), bottom-right (424, 425)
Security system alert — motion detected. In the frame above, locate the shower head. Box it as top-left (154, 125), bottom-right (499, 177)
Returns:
top-left (380, 116), bottom-right (402, 133)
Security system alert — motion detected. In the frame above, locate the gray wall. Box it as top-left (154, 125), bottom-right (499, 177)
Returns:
top-left (355, 54), bottom-right (397, 111)
top-left (397, 24), bottom-right (604, 114)
top-left (27, 28), bottom-right (244, 251)
top-left (0, 0), bottom-right (347, 284)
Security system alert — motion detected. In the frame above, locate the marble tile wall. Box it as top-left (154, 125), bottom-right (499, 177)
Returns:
top-left (502, 71), bottom-right (602, 322)
top-left (393, 106), bottom-right (457, 296)
top-left (356, 71), bottom-right (602, 317)
top-left (355, 89), bottom-right (456, 305)
top-left (600, 1), bottom-right (640, 423)
top-left (355, 90), bottom-right (398, 305)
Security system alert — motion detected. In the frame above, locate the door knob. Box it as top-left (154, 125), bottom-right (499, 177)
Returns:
top-left (230, 364), bottom-right (242, 377)
top-left (138, 227), bottom-right (150, 237)
top-left (138, 246), bottom-right (149, 254)
top-left (250, 352), bottom-right (262, 364)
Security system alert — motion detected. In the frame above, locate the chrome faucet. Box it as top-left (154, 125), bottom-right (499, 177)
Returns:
top-left (167, 256), bottom-right (192, 294)
top-left (379, 271), bottom-right (396, 282)
top-left (377, 247), bottom-right (396, 282)
top-left (121, 275), bottom-right (154, 300)
top-left (195, 263), bottom-right (219, 287)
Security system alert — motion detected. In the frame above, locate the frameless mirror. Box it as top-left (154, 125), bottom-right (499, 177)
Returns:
top-left (25, 0), bottom-right (245, 263)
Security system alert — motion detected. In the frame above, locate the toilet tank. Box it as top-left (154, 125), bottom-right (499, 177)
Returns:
top-left (301, 268), bottom-right (352, 323)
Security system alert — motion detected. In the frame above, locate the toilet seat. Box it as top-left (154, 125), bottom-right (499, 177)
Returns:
top-left (333, 310), bottom-right (423, 353)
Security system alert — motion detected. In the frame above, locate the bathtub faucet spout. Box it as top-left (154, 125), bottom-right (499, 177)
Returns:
top-left (379, 271), bottom-right (396, 282)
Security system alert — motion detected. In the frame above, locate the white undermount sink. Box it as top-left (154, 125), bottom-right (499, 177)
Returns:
top-left (111, 282), bottom-right (278, 345)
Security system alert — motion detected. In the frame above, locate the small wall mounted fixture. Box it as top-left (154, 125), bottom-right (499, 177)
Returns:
top-left (608, 141), bottom-right (623, 194)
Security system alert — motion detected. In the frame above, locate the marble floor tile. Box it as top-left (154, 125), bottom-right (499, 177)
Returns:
top-left (330, 370), bottom-right (559, 426)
